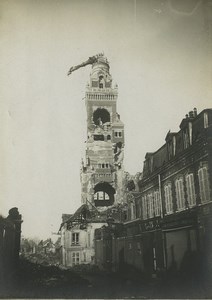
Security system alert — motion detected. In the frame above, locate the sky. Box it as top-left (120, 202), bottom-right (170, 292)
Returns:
top-left (0, 0), bottom-right (211, 240)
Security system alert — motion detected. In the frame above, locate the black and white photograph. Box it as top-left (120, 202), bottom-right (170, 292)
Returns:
top-left (0, 0), bottom-right (212, 298)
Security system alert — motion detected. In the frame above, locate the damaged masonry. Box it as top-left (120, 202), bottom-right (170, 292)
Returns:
top-left (60, 54), bottom-right (126, 267)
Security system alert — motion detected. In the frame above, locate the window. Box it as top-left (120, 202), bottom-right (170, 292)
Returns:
top-left (105, 193), bottom-right (109, 200)
top-left (147, 193), bottom-right (154, 218)
top-left (164, 183), bottom-right (173, 214)
top-left (98, 163), bottom-right (110, 169)
top-left (94, 191), bottom-right (110, 201)
top-left (115, 131), bottom-right (122, 138)
top-left (183, 130), bottom-right (189, 149)
top-left (175, 178), bottom-right (185, 210)
top-left (138, 201), bottom-right (142, 218)
top-left (72, 233), bottom-right (79, 245)
top-left (142, 196), bottom-right (147, 219)
top-left (94, 134), bottom-right (104, 141)
top-left (198, 166), bottom-right (210, 203)
top-left (72, 252), bottom-right (80, 266)
top-left (131, 201), bottom-right (136, 220)
top-left (154, 191), bottom-right (161, 216)
top-left (186, 174), bottom-right (196, 206)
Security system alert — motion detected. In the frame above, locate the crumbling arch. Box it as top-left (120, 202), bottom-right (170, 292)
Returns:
top-left (93, 108), bottom-right (110, 126)
top-left (94, 182), bottom-right (115, 207)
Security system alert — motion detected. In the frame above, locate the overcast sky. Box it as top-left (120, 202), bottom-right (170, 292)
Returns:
top-left (0, 0), bottom-right (211, 240)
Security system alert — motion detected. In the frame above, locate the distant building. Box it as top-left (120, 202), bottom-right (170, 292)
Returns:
top-left (95, 108), bottom-right (212, 277)
top-left (37, 238), bottom-right (56, 254)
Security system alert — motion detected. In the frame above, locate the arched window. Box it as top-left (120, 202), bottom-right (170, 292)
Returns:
top-left (94, 182), bottom-right (115, 206)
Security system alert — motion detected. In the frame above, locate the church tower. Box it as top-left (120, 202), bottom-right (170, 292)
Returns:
top-left (81, 54), bottom-right (125, 209)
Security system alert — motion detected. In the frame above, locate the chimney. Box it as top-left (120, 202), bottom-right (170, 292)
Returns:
top-left (189, 111), bottom-right (194, 118)
top-left (193, 107), bottom-right (197, 117)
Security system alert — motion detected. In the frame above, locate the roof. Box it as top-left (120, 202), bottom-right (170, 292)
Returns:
top-left (59, 204), bottom-right (107, 231)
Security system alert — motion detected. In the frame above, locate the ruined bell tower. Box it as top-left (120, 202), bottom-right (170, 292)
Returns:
top-left (80, 54), bottom-right (125, 209)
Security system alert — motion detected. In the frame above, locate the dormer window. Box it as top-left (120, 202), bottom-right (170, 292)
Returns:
top-left (173, 136), bottom-right (176, 156)
top-left (183, 129), bottom-right (189, 149)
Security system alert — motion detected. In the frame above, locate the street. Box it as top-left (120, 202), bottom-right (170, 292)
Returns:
top-left (1, 257), bottom-right (211, 299)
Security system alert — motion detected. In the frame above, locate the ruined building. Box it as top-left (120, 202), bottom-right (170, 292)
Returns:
top-left (60, 54), bottom-right (126, 267)
top-left (81, 54), bottom-right (125, 208)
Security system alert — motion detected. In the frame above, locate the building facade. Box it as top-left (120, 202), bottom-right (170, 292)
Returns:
top-left (95, 108), bottom-right (212, 277)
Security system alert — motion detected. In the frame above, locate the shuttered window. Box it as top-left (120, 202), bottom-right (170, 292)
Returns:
top-left (175, 178), bottom-right (185, 210)
top-left (147, 193), bottom-right (154, 218)
top-left (164, 183), bottom-right (173, 214)
top-left (198, 167), bottom-right (210, 203)
top-left (154, 191), bottom-right (161, 216)
top-left (186, 174), bottom-right (196, 206)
